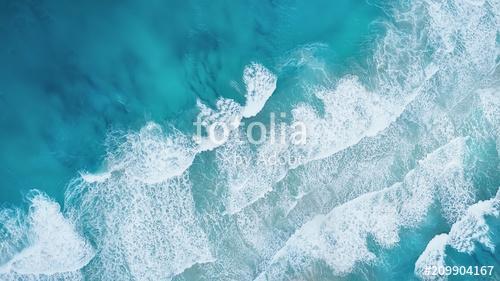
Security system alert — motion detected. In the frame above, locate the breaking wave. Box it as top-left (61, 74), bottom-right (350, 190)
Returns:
top-left (0, 0), bottom-right (499, 280)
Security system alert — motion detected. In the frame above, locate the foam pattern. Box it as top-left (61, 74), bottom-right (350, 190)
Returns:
top-left (415, 188), bottom-right (500, 280)
top-left (183, 0), bottom-right (500, 278)
top-left (0, 194), bottom-right (94, 281)
top-left (255, 137), bottom-right (479, 280)
top-left (65, 172), bottom-right (214, 281)
top-left (0, 0), bottom-right (499, 280)
top-left (216, 0), bottom-right (500, 216)
top-left (4, 62), bottom-right (278, 281)
top-left (241, 63), bottom-right (278, 118)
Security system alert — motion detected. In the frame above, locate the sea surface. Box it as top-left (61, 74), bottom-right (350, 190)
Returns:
top-left (0, 0), bottom-right (499, 280)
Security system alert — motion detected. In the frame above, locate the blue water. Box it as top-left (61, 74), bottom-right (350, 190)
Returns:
top-left (0, 0), bottom-right (381, 205)
top-left (0, 0), bottom-right (499, 280)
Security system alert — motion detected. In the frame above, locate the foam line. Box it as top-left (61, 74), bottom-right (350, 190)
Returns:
top-left (255, 138), bottom-right (476, 279)
top-left (82, 63), bottom-right (277, 185)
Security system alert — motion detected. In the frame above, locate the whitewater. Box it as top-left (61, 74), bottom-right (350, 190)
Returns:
top-left (0, 0), bottom-right (499, 280)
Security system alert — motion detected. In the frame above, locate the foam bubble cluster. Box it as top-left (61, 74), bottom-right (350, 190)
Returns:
top-left (1, 0), bottom-right (499, 279)
top-left (256, 137), bottom-right (477, 279)
top-left (241, 63), bottom-right (278, 118)
top-left (415, 189), bottom-right (500, 280)
top-left (0, 194), bottom-right (94, 281)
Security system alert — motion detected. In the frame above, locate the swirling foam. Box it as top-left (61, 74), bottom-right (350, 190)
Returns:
top-left (241, 62), bottom-right (278, 118)
top-left (256, 137), bottom-right (477, 279)
top-left (59, 62), bottom-right (277, 281)
top-left (0, 194), bottom-right (94, 281)
top-left (1, 0), bottom-right (499, 279)
top-left (83, 62), bottom-right (277, 185)
top-left (415, 188), bottom-right (500, 280)
top-left (66, 162), bottom-right (214, 281)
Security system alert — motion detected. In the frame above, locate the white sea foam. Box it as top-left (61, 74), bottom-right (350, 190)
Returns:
top-left (221, 74), bottom-right (413, 215)
top-left (0, 208), bottom-right (25, 266)
top-left (415, 189), bottom-right (500, 280)
top-left (292, 76), bottom-right (399, 160)
top-left (448, 190), bottom-right (500, 253)
top-left (414, 234), bottom-right (449, 281)
top-left (221, 0), bottom-right (458, 215)
top-left (82, 63), bottom-right (277, 185)
top-left (106, 123), bottom-right (197, 185)
top-left (195, 98), bottom-right (243, 151)
top-left (212, 8), bottom-right (500, 277)
top-left (79, 171), bottom-right (112, 183)
top-left (241, 63), bottom-right (277, 118)
top-left (225, 3), bottom-right (500, 271)
top-left (79, 122), bottom-right (198, 186)
top-left (66, 172), bottom-right (214, 281)
top-left (62, 63), bottom-right (279, 280)
top-left (2, 0), bottom-right (498, 279)
top-left (218, 132), bottom-right (292, 214)
top-left (0, 194), bottom-right (94, 280)
top-left (195, 63), bottom-right (277, 152)
top-left (217, 0), bottom-right (500, 279)
top-left (255, 138), bottom-right (475, 279)
top-left (478, 87), bottom-right (500, 139)
top-left (425, 0), bottom-right (498, 75)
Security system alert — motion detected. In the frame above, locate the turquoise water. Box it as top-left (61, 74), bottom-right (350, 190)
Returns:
top-left (0, 0), bottom-right (381, 205)
top-left (0, 0), bottom-right (499, 280)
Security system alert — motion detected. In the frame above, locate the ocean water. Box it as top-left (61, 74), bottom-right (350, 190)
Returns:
top-left (0, 0), bottom-right (499, 280)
